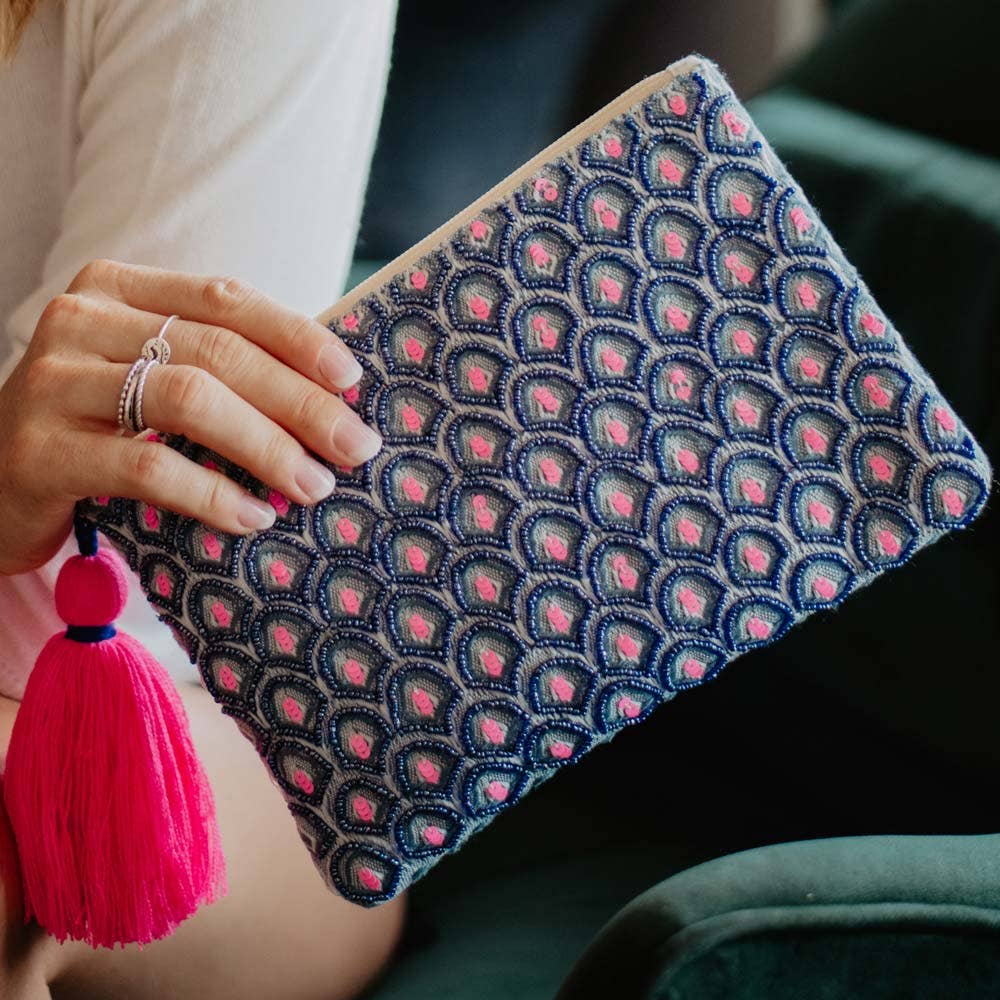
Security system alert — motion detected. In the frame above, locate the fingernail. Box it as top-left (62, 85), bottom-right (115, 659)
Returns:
top-left (332, 417), bottom-right (382, 466)
top-left (237, 494), bottom-right (277, 531)
top-left (319, 341), bottom-right (363, 389)
top-left (295, 456), bottom-right (337, 502)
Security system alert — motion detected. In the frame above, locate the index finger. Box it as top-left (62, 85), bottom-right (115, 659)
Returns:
top-left (69, 258), bottom-right (363, 392)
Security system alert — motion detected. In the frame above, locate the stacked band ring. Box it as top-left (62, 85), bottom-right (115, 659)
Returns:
top-left (117, 314), bottom-right (178, 434)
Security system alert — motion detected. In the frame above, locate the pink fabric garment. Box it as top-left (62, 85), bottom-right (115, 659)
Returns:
top-left (0, 534), bottom-right (76, 703)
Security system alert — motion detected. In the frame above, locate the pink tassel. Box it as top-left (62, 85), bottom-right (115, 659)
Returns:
top-left (2, 522), bottom-right (226, 949)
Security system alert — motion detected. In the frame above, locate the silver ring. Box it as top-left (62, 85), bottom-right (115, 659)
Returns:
top-left (116, 359), bottom-right (145, 430)
top-left (139, 313), bottom-right (176, 364)
top-left (117, 314), bottom-right (178, 433)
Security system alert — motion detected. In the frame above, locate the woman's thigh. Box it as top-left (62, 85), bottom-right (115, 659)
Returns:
top-left (0, 683), bottom-right (406, 1000)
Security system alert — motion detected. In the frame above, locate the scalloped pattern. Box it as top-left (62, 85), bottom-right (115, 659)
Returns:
top-left (79, 59), bottom-right (991, 906)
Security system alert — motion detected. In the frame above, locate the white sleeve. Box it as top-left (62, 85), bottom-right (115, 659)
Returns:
top-left (1, 0), bottom-right (396, 385)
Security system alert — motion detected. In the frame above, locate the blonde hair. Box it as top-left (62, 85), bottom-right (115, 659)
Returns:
top-left (1, 0), bottom-right (40, 59)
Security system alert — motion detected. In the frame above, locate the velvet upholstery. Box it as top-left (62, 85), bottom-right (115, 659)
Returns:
top-left (555, 835), bottom-right (1000, 999)
top-left (348, 0), bottom-right (999, 994)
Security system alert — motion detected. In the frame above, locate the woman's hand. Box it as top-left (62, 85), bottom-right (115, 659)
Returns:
top-left (0, 259), bottom-right (381, 575)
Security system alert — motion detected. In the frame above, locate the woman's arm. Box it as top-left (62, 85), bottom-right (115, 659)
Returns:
top-left (0, 0), bottom-right (398, 574)
top-left (0, 6), bottom-right (408, 997)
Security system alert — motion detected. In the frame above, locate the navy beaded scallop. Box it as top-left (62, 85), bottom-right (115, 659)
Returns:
top-left (78, 58), bottom-right (992, 905)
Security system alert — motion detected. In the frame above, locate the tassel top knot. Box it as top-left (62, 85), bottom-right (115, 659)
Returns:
top-left (55, 525), bottom-right (129, 629)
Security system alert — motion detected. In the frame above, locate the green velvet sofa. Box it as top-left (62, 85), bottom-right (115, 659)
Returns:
top-left (345, 1), bottom-right (999, 995)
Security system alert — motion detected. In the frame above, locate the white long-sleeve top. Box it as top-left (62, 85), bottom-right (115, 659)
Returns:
top-left (0, 0), bottom-right (396, 698)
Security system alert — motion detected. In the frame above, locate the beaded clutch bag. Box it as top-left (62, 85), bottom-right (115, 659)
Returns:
top-left (78, 55), bottom-right (991, 906)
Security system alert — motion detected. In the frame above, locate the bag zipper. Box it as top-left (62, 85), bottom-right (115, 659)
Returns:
top-left (316, 54), bottom-right (702, 326)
